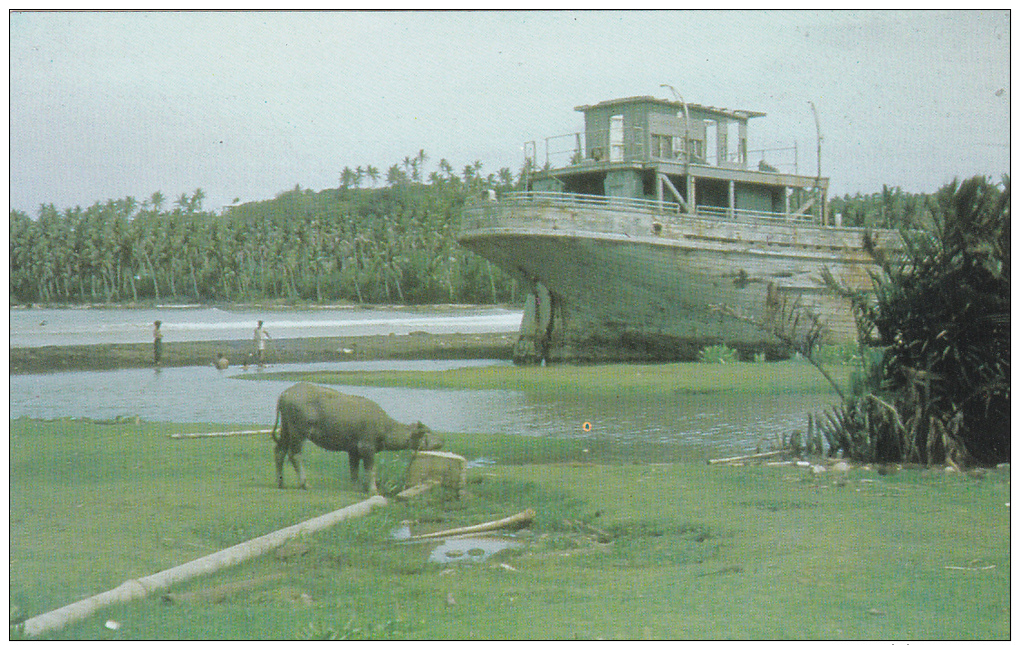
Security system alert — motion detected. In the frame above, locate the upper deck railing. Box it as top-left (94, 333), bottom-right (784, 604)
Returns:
top-left (461, 191), bottom-right (817, 234)
top-left (534, 127), bottom-right (800, 175)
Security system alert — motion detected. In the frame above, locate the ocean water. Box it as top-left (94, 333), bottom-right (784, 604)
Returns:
top-left (9, 306), bottom-right (523, 347)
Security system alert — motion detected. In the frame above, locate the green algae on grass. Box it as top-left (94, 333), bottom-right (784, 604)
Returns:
top-left (245, 361), bottom-right (852, 399)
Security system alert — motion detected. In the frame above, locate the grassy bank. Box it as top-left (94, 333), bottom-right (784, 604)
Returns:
top-left (246, 360), bottom-right (853, 399)
top-left (9, 332), bottom-right (514, 375)
top-left (10, 417), bottom-right (1010, 640)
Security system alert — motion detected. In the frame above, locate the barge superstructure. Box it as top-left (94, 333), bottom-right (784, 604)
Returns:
top-left (459, 95), bottom-right (899, 363)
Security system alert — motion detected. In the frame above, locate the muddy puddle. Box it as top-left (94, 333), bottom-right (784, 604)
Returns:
top-left (427, 537), bottom-right (524, 564)
top-left (389, 524), bottom-right (524, 565)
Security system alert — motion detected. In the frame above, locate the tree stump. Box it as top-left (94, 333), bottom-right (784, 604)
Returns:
top-left (406, 451), bottom-right (467, 496)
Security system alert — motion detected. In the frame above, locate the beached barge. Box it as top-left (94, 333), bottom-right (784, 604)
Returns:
top-left (459, 95), bottom-right (899, 363)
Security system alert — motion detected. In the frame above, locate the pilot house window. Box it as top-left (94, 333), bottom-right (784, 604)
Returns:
top-left (609, 115), bottom-right (624, 161)
top-left (651, 135), bottom-right (674, 159)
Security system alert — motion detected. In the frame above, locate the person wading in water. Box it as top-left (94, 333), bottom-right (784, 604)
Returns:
top-left (253, 320), bottom-right (271, 367)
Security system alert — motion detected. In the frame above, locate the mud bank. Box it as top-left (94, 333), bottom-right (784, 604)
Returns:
top-left (9, 332), bottom-right (516, 375)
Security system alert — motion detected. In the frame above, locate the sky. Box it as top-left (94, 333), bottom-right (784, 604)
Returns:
top-left (9, 10), bottom-right (1011, 215)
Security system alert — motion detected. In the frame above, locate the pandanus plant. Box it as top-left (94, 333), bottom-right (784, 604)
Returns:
top-left (823, 176), bottom-right (1010, 466)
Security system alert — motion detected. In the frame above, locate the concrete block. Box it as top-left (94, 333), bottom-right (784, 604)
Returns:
top-left (406, 451), bottom-right (467, 494)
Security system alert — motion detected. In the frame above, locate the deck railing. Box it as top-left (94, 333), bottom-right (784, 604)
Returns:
top-left (461, 191), bottom-right (817, 232)
top-left (534, 127), bottom-right (801, 174)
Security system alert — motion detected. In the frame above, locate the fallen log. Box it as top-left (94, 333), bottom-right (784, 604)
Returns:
top-left (169, 429), bottom-right (274, 439)
top-left (707, 449), bottom-right (790, 465)
top-left (20, 495), bottom-right (388, 638)
top-left (412, 508), bottom-right (536, 540)
top-left (395, 480), bottom-right (439, 501)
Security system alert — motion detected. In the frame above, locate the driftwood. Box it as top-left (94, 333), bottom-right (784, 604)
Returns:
top-left (708, 449), bottom-right (790, 465)
top-left (169, 429), bottom-right (274, 439)
top-left (395, 481), bottom-right (439, 501)
top-left (20, 495), bottom-right (388, 638)
top-left (412, 509), bottom-right (536, 540)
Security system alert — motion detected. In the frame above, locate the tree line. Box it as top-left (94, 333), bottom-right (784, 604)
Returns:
top-left (829, 184), bottom-right (932, 229)
top-left (9, 155), bottom-right (525, 306)
top-left (9, 153), bottom-right (966, 307)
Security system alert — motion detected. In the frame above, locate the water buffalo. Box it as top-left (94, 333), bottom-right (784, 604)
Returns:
top-left (272, 382), bottom-right (442, 494)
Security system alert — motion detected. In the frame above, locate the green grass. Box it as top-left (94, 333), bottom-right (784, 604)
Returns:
top-left (10, 415), bottom-right (1010, 640)
top-left (243, 360), bottom-right (852, 399)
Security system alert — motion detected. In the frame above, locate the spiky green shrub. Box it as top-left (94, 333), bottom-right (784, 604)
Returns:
top-left (698, 344), bottom-right (739, 364)
top-left (823, 176), bottom-right (1010, 466)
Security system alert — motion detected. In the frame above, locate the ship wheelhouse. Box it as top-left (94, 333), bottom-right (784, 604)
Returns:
top-left (527, 96), bottom-right (828, 226)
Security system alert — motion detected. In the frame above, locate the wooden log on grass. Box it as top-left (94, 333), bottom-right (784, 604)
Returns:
top-left (20, 495), bottom-right (389, 638)
top-left (413, 508), bottom-right (536, 540)
top-left (395, 480), bottom-right (439, 501)
top-left (707, 449), bottom-right (790, 465)
top-left (169, 428), bottom-right (274, 439)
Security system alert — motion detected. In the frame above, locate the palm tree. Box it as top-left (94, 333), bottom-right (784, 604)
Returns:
top-left (386, 164), bottom-right (406, 187)
top-left (438, 158), bottom-right (455, 182)
top-left (123, 196), bottom-right (138, 220)
top-left (175, 193), bottom-right (190, 214)
top-left (340, 166), bottom-right (357, 190)
top-left (189, 188), bottom-right (205, 214)
top-left (365, 165), bottom-right (380, 186)
top-left (497, 167), bottom-right (515, 189)
top-left (415, 149), bottom-right (428, 182)
top-left (150, 191), bottom-right (165, 214)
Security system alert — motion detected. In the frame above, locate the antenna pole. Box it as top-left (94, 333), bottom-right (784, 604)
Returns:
top-left (809, 101), bottom-right (826, 225)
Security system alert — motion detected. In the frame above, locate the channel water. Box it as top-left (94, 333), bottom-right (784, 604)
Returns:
top-left (9, 307), bottom-right (838, 461)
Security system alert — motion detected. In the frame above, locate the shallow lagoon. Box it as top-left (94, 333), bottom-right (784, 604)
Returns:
top-left (9, 358), bottom-right (837, 461)
top-left (10, 306), bottom-right (840, 461)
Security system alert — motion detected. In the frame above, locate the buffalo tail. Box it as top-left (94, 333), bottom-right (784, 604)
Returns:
top-left (271, 402), bottom-right (282, 445)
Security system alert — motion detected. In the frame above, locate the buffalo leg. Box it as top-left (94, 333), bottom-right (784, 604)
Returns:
top-left (274, 443), bottom-right (288, 488)
top-left (348, 450), bottom-right (361, 483)
top-left (360, 447), bottom-right (378, 495)
top-left (276, 440), bottom-right (307, 489)
top-left (290, 450), bottom-right (307, 489)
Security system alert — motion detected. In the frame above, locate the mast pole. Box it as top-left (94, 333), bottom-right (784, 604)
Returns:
top-left (809, 101), bottom-right (826, 225)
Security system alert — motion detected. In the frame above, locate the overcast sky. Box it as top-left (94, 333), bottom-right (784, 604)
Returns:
top-left (9, 10), bottom-right (1011, 215)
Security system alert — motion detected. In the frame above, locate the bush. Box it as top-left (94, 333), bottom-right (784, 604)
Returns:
top-left (823, 177), bottom-right (1010, 466)
top-left (698, 344), bottom-right (739, 364)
